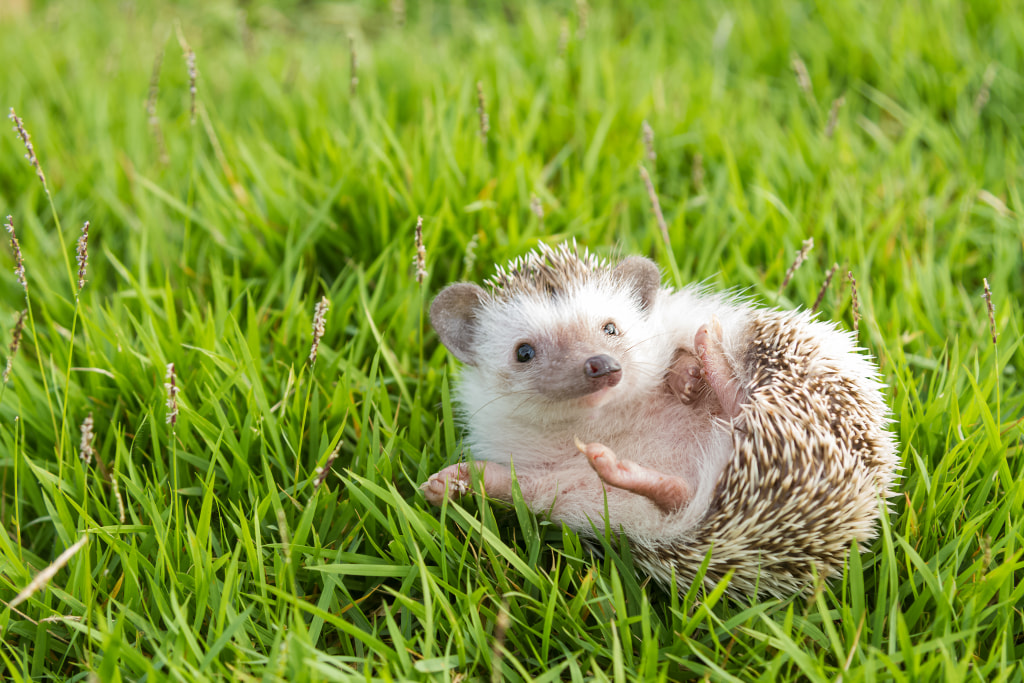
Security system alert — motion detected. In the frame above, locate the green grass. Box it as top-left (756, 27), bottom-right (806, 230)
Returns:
top-left (1, 0), bottom-right (1022, 680)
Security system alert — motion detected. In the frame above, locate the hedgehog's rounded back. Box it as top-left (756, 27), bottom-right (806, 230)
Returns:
top-left (632, 309), bottom-right (898, 597)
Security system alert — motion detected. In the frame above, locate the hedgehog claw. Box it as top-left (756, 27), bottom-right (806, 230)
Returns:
top-left (422, 463), bottom-right (473, 506)
top-left (667, 350), bottom-right (705, 404)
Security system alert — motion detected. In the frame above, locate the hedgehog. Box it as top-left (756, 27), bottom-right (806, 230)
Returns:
top-left (422, 242), bottom-right (898, 597)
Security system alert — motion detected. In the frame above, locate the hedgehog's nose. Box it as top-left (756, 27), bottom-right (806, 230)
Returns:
top-left (584, 355), bottom-right (621, 382)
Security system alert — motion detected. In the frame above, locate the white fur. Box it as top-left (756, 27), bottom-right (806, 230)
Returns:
top-left (452, 276), bottom-right (755, 543)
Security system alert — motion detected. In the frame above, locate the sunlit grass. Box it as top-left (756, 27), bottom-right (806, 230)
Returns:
top-left (0, 0), bottom-right (1022, 680)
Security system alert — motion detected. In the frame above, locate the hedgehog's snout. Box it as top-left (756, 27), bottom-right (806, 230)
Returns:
top-left (584, 354), bottom-right (622, 387)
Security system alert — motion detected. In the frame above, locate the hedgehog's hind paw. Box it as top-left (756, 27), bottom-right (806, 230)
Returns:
top-left (695, 317), bottom-right (744, 419)
top-left (574, 439), bottom-right (691, 514)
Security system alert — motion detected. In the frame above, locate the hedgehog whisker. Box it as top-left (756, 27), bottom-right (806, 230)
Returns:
top-left (463, 387), bottom-right (537, 423)
top-left (505, 394), bottom-right (538, 421)
top-left (621, 329), bottom-right (684, 355)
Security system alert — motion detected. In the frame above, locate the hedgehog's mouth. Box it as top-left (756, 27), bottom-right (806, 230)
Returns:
top-left (579, 385), bottom-right (615, 408)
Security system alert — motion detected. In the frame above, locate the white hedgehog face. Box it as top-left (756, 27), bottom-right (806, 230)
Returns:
top-left (431, 251), bottom-right (666, 421)
top-left (474, 285), bottom-right (660, 409)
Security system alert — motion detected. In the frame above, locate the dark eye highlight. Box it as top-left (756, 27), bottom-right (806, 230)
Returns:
top-left (603, 322), bottom-right (619, 336)
top-left (516, 343), bottom-right (535, 362)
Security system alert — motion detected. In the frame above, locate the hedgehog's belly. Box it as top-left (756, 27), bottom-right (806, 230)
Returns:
top-left (585, 390), bottom-right (732, 476)
top-left (521, 396), bottom-right (736, 541)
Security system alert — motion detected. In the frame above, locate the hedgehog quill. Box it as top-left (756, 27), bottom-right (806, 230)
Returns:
top-left (423, 242), bottom-right (898, 597)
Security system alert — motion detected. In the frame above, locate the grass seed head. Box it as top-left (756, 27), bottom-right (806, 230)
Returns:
top-left (112, 477), bottom-right (126, 524)
top-left (826, 95), bottom-right (845, 139)
top-left (982, 278), bottom-right (997, 345)
top-left (391, 0), bottom-right (406, 26)
top-left (8, 107), bottom-right (47, 190)
top-left (692, 153), bottom-right (705, 192)
top-left (79, 413), bottom-right (95, 465)
top-left (490, 599), bottom-right (511, 683)
top-left (309, 296), bottom-right (330, 365)
top-left (790, 52), bottom-right (812, 96)
top-left (575, 0), bottom-right (589, 39)
top-left (641, 120), bottom-right (656, 162)
top-left (186, 50), bottom-right (198, 124)
top-left (10, 535), bottom-right (89, 609)
top-left (313, 440), bottom-right (342, 495)
top-left (812, 263), bottom-right (839, 314)
top-left (476, 81), bottom-right (490, 141)
top-left (76, 221), bottom-right (90, 292)
top-left (276, 507), bottom-right (291, 565)
top-left (414, 216), bottom-right (427, 284)
top-left (6, 214), bottom-right (27, 295)
top-left (974, 64), bottom-right (997, 113)
top-left (463, 234), bottom-right (479, 274)
top-left (3, 308), bottom-right (27, 383)
top-left (176, 28), bottom-right (198, 126)
top-left (780, 237), bottom-right (814, 293)
top-left (847, 271), bottom-right (860, 333)
top-left (638, 163), bottom-right (670, 246)
top-left (146, 48), bottom-right (169, 163)
top-left (977, 190), bottom-right (1012, 217)
top-left (530, 194), bottom-right (544, 222)
top-left (350, 36), bottom-right (359, 97)
top-left (165, 362), bottom-right (180, 425)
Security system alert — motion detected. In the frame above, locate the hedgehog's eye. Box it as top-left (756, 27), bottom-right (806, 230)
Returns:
top-left (603, 322), bottom-right (619, 336)
top-left (515, 343), bottom-right (536, 363)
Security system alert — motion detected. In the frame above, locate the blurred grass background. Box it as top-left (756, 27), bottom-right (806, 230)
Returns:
top-left (0, 0), bottom-right (1022, 680)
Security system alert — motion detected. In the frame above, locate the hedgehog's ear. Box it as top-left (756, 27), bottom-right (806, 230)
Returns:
top-left (612, 256), bottom-right (661, 313)
top-left (430, 282), bottom-right (487, 366)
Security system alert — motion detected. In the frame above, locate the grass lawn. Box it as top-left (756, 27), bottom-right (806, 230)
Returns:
top-left (1, 0), bottom-right (1022, 679)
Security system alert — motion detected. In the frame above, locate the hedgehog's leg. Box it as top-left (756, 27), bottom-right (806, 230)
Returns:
top-left (421, 461), bottom-right (514, 506)
top-left (695, 316), bottom-right (744, 420)
top-left (574, 438), bottom-right (690, 514)
top-left (666, 349), bottom-right (705, 404)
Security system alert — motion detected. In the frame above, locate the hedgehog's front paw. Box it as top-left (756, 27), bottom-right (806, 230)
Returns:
top-left (573, 437), bottom-right (691, 514)
top-left (421, 463), bottom-right (473, 506)
top-left (667, 350), bottom-right (705, 404)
